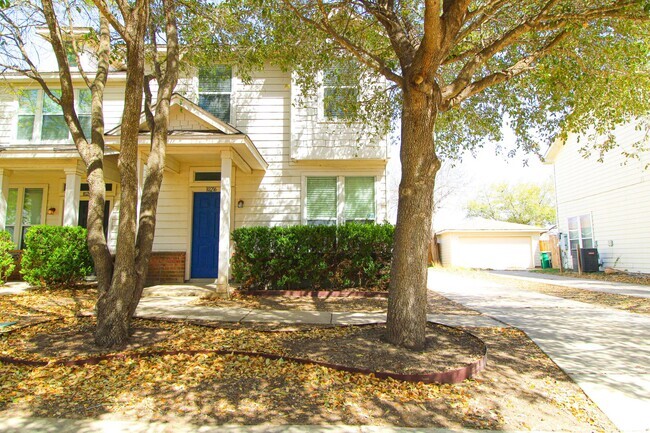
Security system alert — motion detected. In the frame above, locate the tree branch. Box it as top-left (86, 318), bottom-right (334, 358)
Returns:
top-left (0, 9), bottom-right (57, 102)
top-left (61, 0), bottom-right (91, 88)
top-left (360, 0), bottom-right (416, 72)
top-left (283, 0), bottom-right (404, 86)
top-left (442, 30), bottom-right (569, 110)
top-left (92, 0), bottom-right (126, 39)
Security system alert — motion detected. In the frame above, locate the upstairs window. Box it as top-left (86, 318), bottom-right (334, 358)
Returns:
top-left (199, 65), bottom-right (232, 122)
top-left (65, 42), bottom-right (78, 68)
top-left (41, 90), bottom-right (68, 140)
top-left (15, 88), bottom-right (92, 142)
top-left (16, 90), bottom-right (38, 140)
top-left (77, 88), bottom-right (92, 139)
top-left (323, 66), bottom-right (358, 121)
top-left (305, 176), bottom-right (376, 225)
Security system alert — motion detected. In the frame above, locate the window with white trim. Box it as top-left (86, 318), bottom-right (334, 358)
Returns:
top-left (322, 66), bottom-right (358, 121)
top-left (568, 214), bottom-right (594, 251)
top-left (305, 176), bottom-right (375, 225)
top-left (198, 65), bottom-right (232, 122)
top-left (16, 88), bottom-right (92, 141)
top-left (5, 187), bottom-right (45, 249)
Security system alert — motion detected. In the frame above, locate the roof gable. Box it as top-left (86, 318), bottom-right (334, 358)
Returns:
top-left (106, 93), bottom-right (240, 136)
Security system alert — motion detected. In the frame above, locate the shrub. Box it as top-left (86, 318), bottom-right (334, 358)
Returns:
top-left (232, 223), bottom-right (394, 290)
top-left (21, 225), bottom-right (94, 287)
top-left (0, 230), bottom-right (16, 284)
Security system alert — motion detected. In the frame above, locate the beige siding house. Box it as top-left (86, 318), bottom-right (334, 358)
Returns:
top-left (545, 121), bottom-right (650, 273)
top-left (0, 63), bottom-right (389, 286)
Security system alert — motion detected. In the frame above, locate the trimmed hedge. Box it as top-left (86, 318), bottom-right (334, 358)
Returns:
top-left (21, 225), bottom-right (94, 287)
top-left (0, 230), bottom-right (16, 284)
top-left (231, 223), bottom-right (394, 290)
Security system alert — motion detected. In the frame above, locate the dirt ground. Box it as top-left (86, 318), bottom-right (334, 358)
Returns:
top-left (531, 269), bottom-right (650, 286)
top-left (0, 284), bottom-right (618, 431)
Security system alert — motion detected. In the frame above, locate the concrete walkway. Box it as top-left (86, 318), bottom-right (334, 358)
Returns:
top-left (135, 294), bottom-right (504, 328)
top-left (488, 270), bottom-right (650, 298)
top-left (428, 268), bottom-right (650, 433)
top-left (0, 417), bottom-right (532, 433)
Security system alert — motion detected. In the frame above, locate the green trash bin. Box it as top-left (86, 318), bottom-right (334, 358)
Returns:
top-left (540, 252), bottom-right (551, 269)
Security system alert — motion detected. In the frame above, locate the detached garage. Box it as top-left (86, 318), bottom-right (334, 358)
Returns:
top-left (436, 218), bottom-right (545, 270)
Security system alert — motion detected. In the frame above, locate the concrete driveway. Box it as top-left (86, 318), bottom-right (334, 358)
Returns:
top-left (427, 268), bottom-right (650, 433)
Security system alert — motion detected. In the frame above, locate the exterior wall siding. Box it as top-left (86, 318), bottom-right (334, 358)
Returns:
top-left (289, 73), bottom-right (387, 161)
top-left (232, 66), bottom-right (389, 228)
top-left (553, 121), bottom-right (650, 273)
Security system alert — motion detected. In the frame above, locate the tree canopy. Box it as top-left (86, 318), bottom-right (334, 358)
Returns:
top-left (223, 0), bottom-right (650, 158)
top-left (466, 180), bottom-right (556, 226)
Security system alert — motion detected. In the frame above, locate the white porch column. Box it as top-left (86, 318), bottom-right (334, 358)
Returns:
top-left (217, 151), bottom-right (232, 288)
top-left (0, 169), bottom-right (10, 230)
top-left (63, 168), bottom-right (82, 226)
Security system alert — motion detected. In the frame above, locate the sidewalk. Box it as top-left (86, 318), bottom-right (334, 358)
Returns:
top-left (0, 417), bottom-right (532, 433)
top-left (135, 295), bottom-right (505, 328)
top-left (488, 270), bottom-right (650, 298)
top-left (428, 268), bottom-right (650, 433)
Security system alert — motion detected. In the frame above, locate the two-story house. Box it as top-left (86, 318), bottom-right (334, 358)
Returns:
top-left (0, 61), bottom-right (390, 286)
top-left (545, 120), bottom-right (650, 273)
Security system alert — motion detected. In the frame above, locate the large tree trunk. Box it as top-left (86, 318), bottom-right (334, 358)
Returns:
top-left (128, 0), bottom-right (179, 318)
top-left (95, 1), bottom-right (149, 348)
top-left (40, 1), bottom-right (114, 298)
top-left (86, 16), bottom-right (114, 297)
top-left (386, 81), bottom-right (441, 350)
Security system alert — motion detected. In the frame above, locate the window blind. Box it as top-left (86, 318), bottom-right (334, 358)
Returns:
top-left (306, 177), bottom-right (337, 224)
top-left (345, 177), bottom-right (375, 221)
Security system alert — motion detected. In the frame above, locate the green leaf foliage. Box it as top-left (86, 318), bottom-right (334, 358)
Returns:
top-left (466, 180), bottom-right (556, 227)
top-left (223, 1), bottom-right (650, 160)
top-left (21, 226), bottom-right (94, 288)
top-left (0, 230), bottom-right (16, 284)
top-left (231, 223), bottom-right (394, 290)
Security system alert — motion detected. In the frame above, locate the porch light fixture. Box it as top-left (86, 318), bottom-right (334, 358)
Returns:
top-left (47, 208), bottom-right (56, 215)
top-left (237, 200), bottom-right (244, 209)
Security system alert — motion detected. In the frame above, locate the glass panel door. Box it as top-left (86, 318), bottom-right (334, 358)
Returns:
top-left (20, 188), bottom-right (43, 249)
top-left (5, 188), bottom-right (17, 245)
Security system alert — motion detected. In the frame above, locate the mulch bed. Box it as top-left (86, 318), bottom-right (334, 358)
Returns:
top-left (281, 323), bottom-right (485, 375)
top-left (0, 284), bottom-right (616, 431)
top-left (1, 318), bottom-right (486, 384)
top-left (0, 316), bottom-right (615, 431)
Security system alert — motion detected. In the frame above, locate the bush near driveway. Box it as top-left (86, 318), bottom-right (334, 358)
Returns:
top-left (232, 223), bottom-right (394, 290)
top-left (0, 230), bottom-right (16, 284)
top-left (21, 225), bottom-right (94, 287)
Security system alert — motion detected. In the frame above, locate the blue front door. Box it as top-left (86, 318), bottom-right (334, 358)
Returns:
top-left (191, 192), bottom-right (220, 278)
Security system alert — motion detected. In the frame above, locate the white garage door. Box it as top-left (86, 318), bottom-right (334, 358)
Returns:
top-left (455, 236), bottom-right (533, 270)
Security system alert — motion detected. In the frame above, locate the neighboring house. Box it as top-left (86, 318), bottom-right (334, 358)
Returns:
top-left (0, 60), bottom-right (389, 286)
top-left (435, 217), bottom-right (544, 270)
top-left (545, 121), bottom-right (650, 273)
